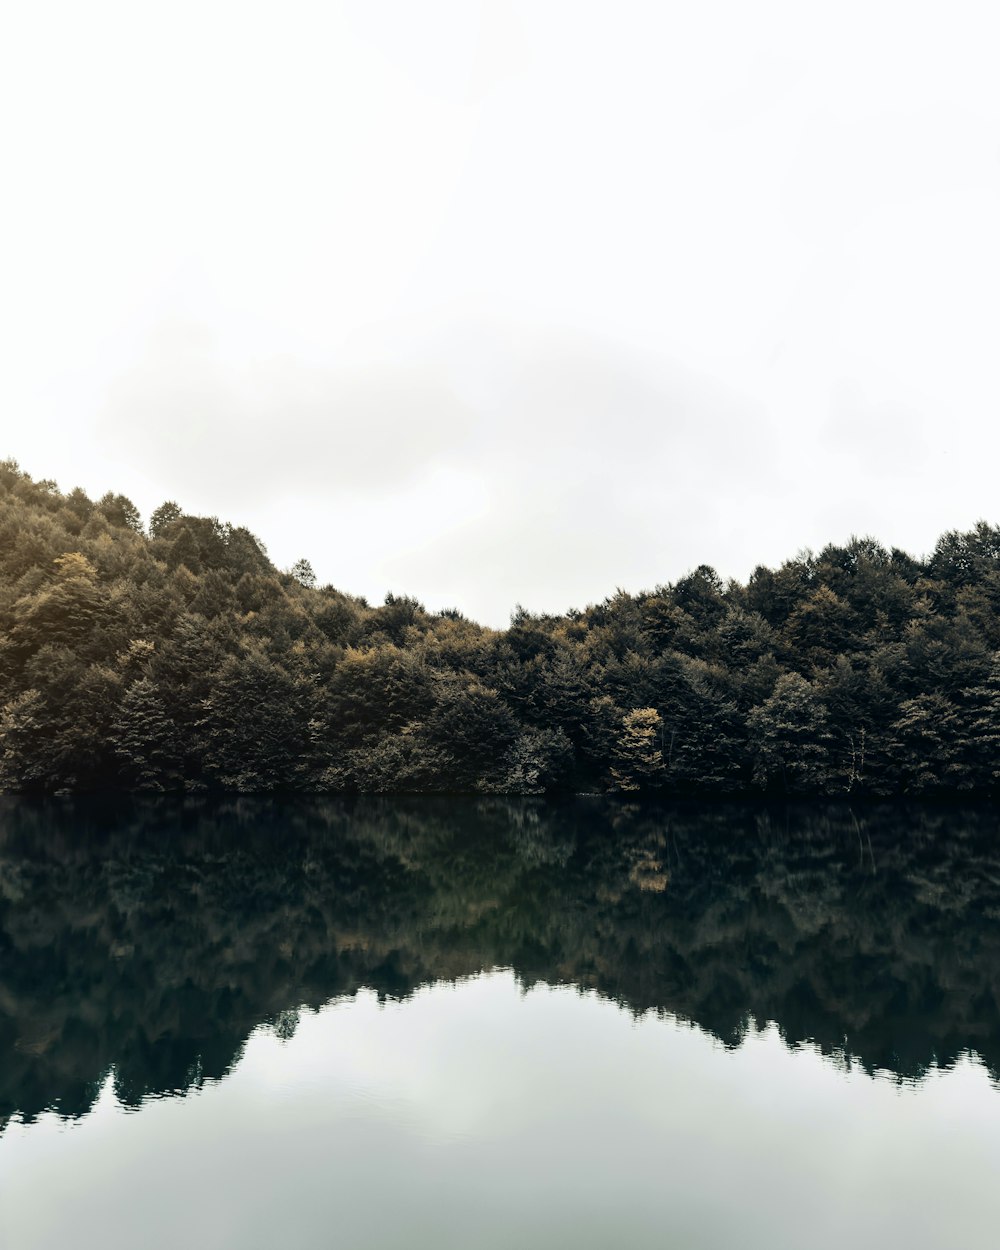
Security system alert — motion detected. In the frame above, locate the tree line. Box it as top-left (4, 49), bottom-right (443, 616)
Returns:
top-left (3, 457), bottom-right (1000, 796)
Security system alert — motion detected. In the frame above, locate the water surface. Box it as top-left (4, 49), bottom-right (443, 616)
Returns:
top-left (2, 797), bottom-right (1000, 1248)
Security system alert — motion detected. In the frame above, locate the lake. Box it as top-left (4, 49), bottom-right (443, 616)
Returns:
top-left (2, 796), bottom-right (1000, 1249)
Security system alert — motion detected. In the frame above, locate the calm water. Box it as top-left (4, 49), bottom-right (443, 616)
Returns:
top-left (2, 797), bottom-right (1000, 1249)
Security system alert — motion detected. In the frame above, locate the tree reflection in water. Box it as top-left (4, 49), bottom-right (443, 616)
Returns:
top-left (2, 796), bottom-right (1000, 1128)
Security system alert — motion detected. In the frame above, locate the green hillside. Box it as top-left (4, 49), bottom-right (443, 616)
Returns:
top-left (3, 458), bottom-right (1000, 796)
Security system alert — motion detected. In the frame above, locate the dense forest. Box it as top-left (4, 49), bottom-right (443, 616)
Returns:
top-left (3, 458), bottom-right (1000, 796)
top-left (5, 796), bottom-right (1000, 1126)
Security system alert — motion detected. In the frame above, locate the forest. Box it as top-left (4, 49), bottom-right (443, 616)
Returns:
top-left (3, 457), bottom-right (1000, 796)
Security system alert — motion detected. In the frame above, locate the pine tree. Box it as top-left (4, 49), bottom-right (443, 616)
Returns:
top-left (111, 678), bottom-right (182, 790)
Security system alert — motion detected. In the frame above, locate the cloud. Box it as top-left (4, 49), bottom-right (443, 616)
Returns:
top-left (97, 321), bottom-right (476, 506)
top-left (93, 315), bottom-right (778, 623)
top-left (372, 322), bottom-right (778, 619)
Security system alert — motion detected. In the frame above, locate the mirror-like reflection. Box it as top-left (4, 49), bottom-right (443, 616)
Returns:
top-left (9, 972), bottom-right (1000, 1250)
top-left (3, 796), bottom-right (1000, 1132)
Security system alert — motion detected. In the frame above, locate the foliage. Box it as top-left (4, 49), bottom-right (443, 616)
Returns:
top-left (3, 460), bottom-right (1000, 795)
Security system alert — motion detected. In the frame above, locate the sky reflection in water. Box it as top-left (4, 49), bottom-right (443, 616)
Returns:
top-left (4, 974), bottom-right (1000, 1250)
top-left (3, 797), bottom-right (1000, 1248)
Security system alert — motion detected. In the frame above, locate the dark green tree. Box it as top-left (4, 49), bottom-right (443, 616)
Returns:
top-left (111, 678), bottom-right (182, 790)
top-left (149, 500), bottom-right (183, 537)
top-left (748, 672), bottom-right (840, 793)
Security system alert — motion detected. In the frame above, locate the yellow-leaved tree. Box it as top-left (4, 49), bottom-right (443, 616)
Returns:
top-left (611, 707), bottom-right (664, 792)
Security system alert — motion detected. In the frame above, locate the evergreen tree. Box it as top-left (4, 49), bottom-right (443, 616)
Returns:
top-left (884, 694), bottom-right (965, 793)
top-left (111, 678), bottom-right (182, 790)
top-left (748, 673), bottom-right (840, 793)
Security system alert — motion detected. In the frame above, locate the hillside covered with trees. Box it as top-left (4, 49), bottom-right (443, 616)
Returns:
top-left (3, 458), bottom-right (1000, 796)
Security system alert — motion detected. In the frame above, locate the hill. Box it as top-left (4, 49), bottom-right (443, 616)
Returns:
top-left (2, 458), bottom-right (1000, 795)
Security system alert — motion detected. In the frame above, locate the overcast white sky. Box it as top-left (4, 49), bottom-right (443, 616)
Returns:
top-left (3, 0), bottom-right (1000, 625)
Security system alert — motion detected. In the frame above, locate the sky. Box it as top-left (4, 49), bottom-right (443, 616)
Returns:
top-left (3, 0), bottom-right (1000, 627)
